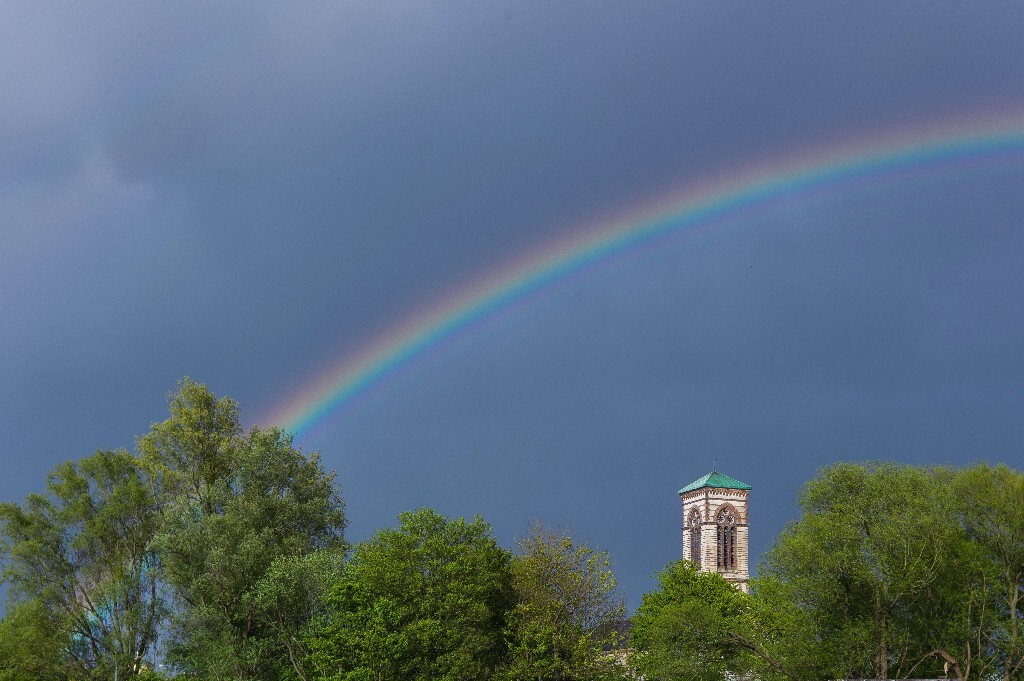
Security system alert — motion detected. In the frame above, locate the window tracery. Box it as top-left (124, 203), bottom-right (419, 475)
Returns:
top-left (716, 505), bottom-right (737, 571)
top-left (688, 509), bottom-right (702, 564)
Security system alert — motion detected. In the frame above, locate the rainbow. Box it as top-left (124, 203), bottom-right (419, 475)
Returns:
top-left (264, 111), bottom-right (1024, 438)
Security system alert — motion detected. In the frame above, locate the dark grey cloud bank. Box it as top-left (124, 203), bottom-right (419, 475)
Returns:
top-left (1, 2), bottom-right (1022, 607)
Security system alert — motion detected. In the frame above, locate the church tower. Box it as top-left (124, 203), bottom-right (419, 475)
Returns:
top-left (679, 471), bottom-right (751, 592)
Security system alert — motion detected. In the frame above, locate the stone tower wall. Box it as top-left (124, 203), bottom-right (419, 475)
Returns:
top-left (680, 486), bottom-right (749, 592)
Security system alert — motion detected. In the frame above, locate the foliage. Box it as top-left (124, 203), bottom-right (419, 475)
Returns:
top-left (0, 378), bottom-right (347, 679)
top-left (949, 463), bottom-right (1024, 681)
top-left (631, 563), bottom-right (830, 681)
top-left (0, 449), bottom-right (163, 679)
top-left (5, 380), bottom-right (1023, 681)
top-left (631, 560), bottom-right (753, 681)
top-left (249, 549), bottom-right (346, 680)
top-left (306, 508), bottom-right (515, 681)
top-left (138, 377), bottom-right (242, 511)
top-left (143, 379), bottom-right (347, 679)
top-left (741, 574), bottom-right (836, 681)
top-left (759, 461), bottom-right (1024, 681)
top-left (499, 522), bottom-right (628, 681)
top-left (634, 462), bottom-right (1024, 681)
top-left (760, 461), bottom-right (957, 679)
top-left (0, 598), bottom-right (73, 681)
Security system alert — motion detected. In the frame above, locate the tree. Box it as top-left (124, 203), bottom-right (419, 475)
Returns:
top-left (143, 380), bottom-right (347, 679)
top-left (0, 378), bottom-right (347, 679)
top-left (499, 522), bottom-right (627, 681)
top-left (757, 461), bottom-right (1024, 681)
top-left (632, 560), bottom-right (833, 681)
top-left (628, 462), bottom-right (1024, 681)
top-left (0, 598), bottom-right (74, 681)
top-left (248, 550), bottom-right (347, 680)
top-left (759, 461), bottom-right (960, 679)
top-left (631, 560), bottom-right (752, 681)
top-left (950, 464), bottom-right (1024, 681)
top-left (138, 376), bottom-right (242, 514)
top-left (0, 449), bottom-right (163, 679)
top-left (307, 508), bottom-right (515, 681)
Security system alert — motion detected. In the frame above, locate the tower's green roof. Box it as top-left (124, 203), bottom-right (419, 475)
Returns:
top-left (678, 470), bottom-right (751, 495)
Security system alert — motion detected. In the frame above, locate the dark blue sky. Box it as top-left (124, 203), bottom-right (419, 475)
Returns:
top-left (1, 2), bottom-right (1022, 608)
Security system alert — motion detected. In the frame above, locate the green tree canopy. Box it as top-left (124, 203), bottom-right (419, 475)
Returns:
top-left (631, 560), bottom-right (753, 681)
top-left (949, 463), bottom-right (1024, 681)
top-left (307, 508), bottom-right (515, 681)
top-left (500, 522), bottom-right (627, 681)
top-left (0, 597), bottom-right (75, 681)
top-left (0, 449), bottom-right (163, 679)
top-left (761, 461), bottom-right (958, 679)
top-left (633, 462), bottom-right (1024, 681)
top-left (1, 378), bottom-right (347, 680)
top-left (759, 461), bottom-right (1024, 681)
top-left (144, 379), bottom-right (347, 679)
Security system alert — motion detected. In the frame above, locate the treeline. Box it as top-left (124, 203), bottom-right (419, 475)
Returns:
top-left (0, 381), bottom-right (627, 680)
top-left (1, 382), bottom-right (1022, 681)
top-left (633, 462), bottom-right (1024, 681)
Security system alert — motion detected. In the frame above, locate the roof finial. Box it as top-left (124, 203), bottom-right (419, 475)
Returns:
top-left (712, 454), bottom-right (717, 471)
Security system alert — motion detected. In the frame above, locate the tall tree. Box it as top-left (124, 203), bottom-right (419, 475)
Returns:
top-left (307, 508), bottom-right (515, 681)
top-left (0, 598), bottom-right (76, 681)
top-left (248, 549), bottom-right (345, 681)
top-left (758, 461), bottom-right (1024, 681)
top-left (631, 560), bottom-right (753, 681)
top-left (138, 377), bottom-right (242, 514)
top-left (142, 380), bottom-right (347, 679)
top-left (0, 449), bottom-right (163, 678)
top-left (500, 522), bottom-right (627, 681)
top-left (952, 464), bottom-right (1024, 681)
top-left (631, 563), bottom-right (841, 681)
top-left (760, 461), bottom-right (956, 679)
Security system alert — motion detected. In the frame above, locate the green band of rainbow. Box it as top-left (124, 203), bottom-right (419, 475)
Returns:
top-left (264, 112), bottom-right (1024, 437)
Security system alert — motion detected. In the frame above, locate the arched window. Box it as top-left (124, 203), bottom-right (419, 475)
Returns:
top-left (716, 505), bottom-right (737, 571)
top-left (688, 509), bottom-right (702, 564)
